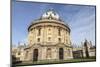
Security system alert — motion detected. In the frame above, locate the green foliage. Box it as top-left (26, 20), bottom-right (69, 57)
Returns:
top-left (15, 58), bottom-right (96, 66)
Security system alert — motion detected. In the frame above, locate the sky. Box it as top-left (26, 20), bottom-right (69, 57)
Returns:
top-left (12, 1), bottom-right (96, 46)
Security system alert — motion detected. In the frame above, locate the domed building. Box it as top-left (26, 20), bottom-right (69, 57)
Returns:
top-left (24, 9), bottom-right (73, 62)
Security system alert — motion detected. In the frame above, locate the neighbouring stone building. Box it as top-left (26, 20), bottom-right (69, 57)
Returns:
top-left (12, 43), bottom-right (26, 61)
top-left (72, 40), bottom-right (96, 59)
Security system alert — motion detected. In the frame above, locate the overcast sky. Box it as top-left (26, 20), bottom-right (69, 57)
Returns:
top-left (12, 1), bottom-right (96, 46)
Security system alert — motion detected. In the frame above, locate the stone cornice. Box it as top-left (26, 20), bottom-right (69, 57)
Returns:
top-left (24, 42), bottom-right (72, 50)
top-left (28, 19), bottom-right (70, 33)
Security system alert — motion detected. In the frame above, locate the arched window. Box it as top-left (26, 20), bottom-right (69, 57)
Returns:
top-left (58, 38), bottom-right (61, 42)
top-left (37, 38), bottom-right (40, 42)
top-left (46, 48), bottom-right (52, 59)
top-left (38, 28), bottom-right (41, 36)
top-left (48, 37), bottom-right (51, 41)
top-left (58, 28), bottom-right (61, 36)
top-left (48, 27), bottom-right (51, 35)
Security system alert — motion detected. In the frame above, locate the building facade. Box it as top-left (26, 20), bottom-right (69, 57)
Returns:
top-left (72, 40), bottom-right (96, 59)
top-left (23, 9), bottom-right (73, 61)
top-left (12, 10), bottom-right (96, 62)
top-left (12, 44), bottom-right (26, 61)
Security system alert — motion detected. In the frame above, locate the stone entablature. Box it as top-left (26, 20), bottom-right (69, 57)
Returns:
top-left (28, 19), bottom-right (70, 32)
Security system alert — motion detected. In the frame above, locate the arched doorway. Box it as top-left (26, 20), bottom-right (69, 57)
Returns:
top-left (59, 48), bottom-right (64, 60)
top-left (33, 49), bottom-right (38, 61)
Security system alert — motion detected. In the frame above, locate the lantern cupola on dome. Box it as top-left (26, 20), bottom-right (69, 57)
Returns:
top-left (41, 9), bottom-right (60, 20)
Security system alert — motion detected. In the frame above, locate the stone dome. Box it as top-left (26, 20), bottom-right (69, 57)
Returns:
top-left (28, 9), bottom-right (70, 33)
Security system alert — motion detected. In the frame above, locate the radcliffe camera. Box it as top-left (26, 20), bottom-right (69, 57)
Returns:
top-left (12, 1), bottom-right (96, 66)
